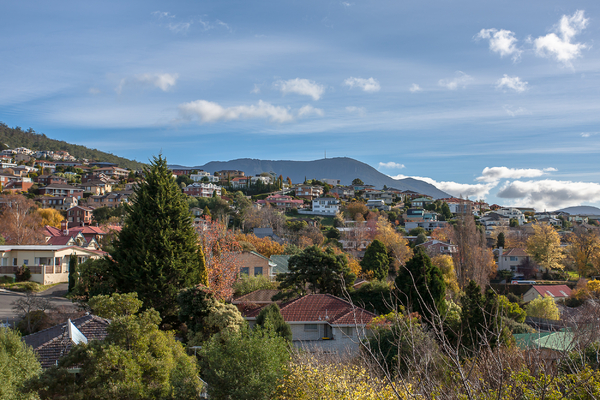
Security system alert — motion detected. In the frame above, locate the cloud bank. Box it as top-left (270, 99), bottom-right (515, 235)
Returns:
top-left (274, 78), bottom-right (325, 100)
top-left (497, 179), bottom-right (600, 210)
top-left (496, 75), bottom-right (528, 93)
top-left (116, 73), bottom-right (179, 94)
top-left (392, 174), bottom-right (495, 199)
top-left (177, 99), bottom-right (323, 123)
top-left (379, 162), bottom-right (405, 169)
top-left (477, 166), bottom-right (556, 182)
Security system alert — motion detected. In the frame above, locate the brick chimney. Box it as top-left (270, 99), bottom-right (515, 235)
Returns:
top-left (61, 220), bottom-right (69, 236)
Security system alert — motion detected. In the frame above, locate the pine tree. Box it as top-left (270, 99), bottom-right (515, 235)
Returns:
top-left (496, 232), bottom-right (505, 249)
top-left (361, 239), bottom-right (390, 280)
top-left (395, 247), bottom-right (446, 320)
top-left (68, 254), bottom-right (78, 293)
top-left (110, 155), bottom-right (207, 326)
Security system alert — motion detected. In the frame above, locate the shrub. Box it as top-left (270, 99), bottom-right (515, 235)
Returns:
top-left (15, 265), bottom-right (31, 282)
top-left (0, 275), bottom-right (15, 284)
top-left (233, 274), bottom-right (276, 296)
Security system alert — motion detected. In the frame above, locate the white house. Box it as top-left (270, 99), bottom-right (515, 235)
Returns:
top-left (497, 247), bottom-right (530, 272)
top-left (496, 207), bottom-right (526, 225)
top-left (312, 197), bottom-right (340, 215)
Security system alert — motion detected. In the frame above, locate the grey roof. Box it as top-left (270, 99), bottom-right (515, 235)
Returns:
top-left (269, 255), bottom-right (291, 274)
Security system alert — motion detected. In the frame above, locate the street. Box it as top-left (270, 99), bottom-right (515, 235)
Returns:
top-left (0, 283), bottom-right (77, 325)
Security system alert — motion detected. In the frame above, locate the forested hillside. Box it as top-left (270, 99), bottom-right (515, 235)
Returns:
top-left (0, 123), bottom-right (145, 170)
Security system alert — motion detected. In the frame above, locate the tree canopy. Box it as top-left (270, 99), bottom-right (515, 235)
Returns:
top-left (109, 155), bottom-right (207, 326)
top-left (526, 223), bottom-right (565, 271)
top-left (0, 327), bottom-right (41, 400)
top-left (361, 239), bottom-right (390, 280)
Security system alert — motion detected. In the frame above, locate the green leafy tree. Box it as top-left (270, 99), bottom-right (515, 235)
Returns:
top-left (509, 218), bottom-right (519, 227)
top-left (415, 232), bottom-right (428, 245)
top-left (68, 254), bottom-right (78, 293)
top-left (275, 246), bottom-right (356, 299)
top-left (460, 280), bottom-right (506, 348)
top-left (350, 280), bottom-right (394, 315)
top-left (0, 327), bottom-right (41, 400)
top-left (440, 202), bottom-right (453, 220)
top-left (88, 292), bottom-right (143, 319)
top-left (395, 248), bottom-right (446, 320)
top-left (199, 326), bottom-right (290, 400)
top-left (255, 303), bottom-right (292, 342)
top-left (496, 232), bottom-right (505, 249)
top-left (28, 293), bottom-right (203, 400)
top-left (351, 178), bottom-right (364, 186)
top-left (110, 155), bottom-right (207, 326)
top-left (525, 295), bottom-right (560, 321)
top-left (71, 258), bottom-right (116, 301)
top-left (361, 239), bottom-right (390, 280)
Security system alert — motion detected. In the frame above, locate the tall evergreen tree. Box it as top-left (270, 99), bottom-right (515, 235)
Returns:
top-left (395, 247), bottom-right (446, 320)
top-left (110, 155), bottom-right (207, 326)
top-left (361, 239), bottom-right (390, 280)
top-left (496, 232), bottom-right (505, 249)
top-left (68, 254), bottom-right (78, 293)
top-left (256, 303), bottom-right (292, 342)
top-left (460, 280), bottom-right (504, 349)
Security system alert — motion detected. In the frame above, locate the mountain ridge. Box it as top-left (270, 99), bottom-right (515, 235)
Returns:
top-left (170, 157), bottom-right (451, 199)
top-left (556, 206), bottom-right (600, 216)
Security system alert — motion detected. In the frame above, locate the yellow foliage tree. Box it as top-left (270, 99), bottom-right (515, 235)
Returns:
top-left (525, 295), bottom-right (560, 321)
top-left (37, 208), bottom-right (64, 228)
top-left (526, 223), bottom-right (565, 271)
top-left (431, 254), bottom-right (460, 297)
top-left (373, 216), bottom-right (412, 271)
top-left (567, 228), bottom-right (600, 277)
top-left (235, 233), bottom-right (285, 258)
top-left (277, 358), bottom-right (410, 399)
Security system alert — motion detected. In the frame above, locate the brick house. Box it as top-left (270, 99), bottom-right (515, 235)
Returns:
top-left (238, 251), bottom-right (276, 279)
top-left (67, 205), bottom-right (94, 226)
top-left (38, 184), bottom-right (84, 199)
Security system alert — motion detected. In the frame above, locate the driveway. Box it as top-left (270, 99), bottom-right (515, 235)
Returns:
top-left (0, 283), bottom-right (77, 325)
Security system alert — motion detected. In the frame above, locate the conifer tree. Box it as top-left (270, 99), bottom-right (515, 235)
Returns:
top-left (110, 155), bottom-right (207, 326)
top-left (256, 303), bottom-right (292, 342)
top-left (361, 239), bottom-right (390, 280)
top-left (395, 247), bottom-right (446, 320)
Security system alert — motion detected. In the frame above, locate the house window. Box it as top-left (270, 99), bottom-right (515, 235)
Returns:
top-left (13, 258), bottom-right (18, 266)
top-left (1, 258), bottom-right (7, 266)
top-left (254, 267), bottom-right (263, 276)
top-left (55, 257), bottom-right (61, 266)
top-left (240, 267), bottom-right (249, 276)
top-left (510, 256), bottom-right (517, 261)
top-left (23, 259), bottom-right (29, 265)
top-left (304, 324), bottom-right (318, 331)
top-left (340, 327), bottom-right (353, 337)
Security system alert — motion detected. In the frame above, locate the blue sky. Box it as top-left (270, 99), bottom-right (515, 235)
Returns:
top-left (2, 0), bottom-right (600, 210)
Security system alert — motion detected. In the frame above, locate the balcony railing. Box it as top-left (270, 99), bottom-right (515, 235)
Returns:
top-left (0, 265), bottom-right (63, 275)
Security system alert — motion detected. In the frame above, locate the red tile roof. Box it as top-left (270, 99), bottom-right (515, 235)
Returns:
top-left (245, 294), bottom-right (376, 325)
top-left (532, 285), bottom-right (572, 298)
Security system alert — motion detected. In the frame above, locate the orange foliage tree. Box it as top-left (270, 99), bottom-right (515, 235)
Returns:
top-left (234, 233), bottom-right (285, 257)
top-left (198, 220), bottom-right (242, 301)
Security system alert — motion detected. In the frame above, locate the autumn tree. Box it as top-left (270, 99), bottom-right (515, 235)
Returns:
top-left (431, 254), bottom-right (459, 297)
top-left (567, 227), bottom-right (600, 277)
top-left (198, 219), bottom-right (242, 301)
top-left (36, 208), bottom-right (64, 228)
top-left (526, 223), bottom-right (565, 272)
top-left (0, 195), bottom-right (44, 245)
top-left (235, 233), bottom-right (285, 258)
top-left (525, 295), bottom-right (560, 321)
top-left (109, 155), bottom-right (207, 327)
top-left (373, 216), bottom-right (412, 273)
top-left (345, 201), bottom-right (367, 220)
top-left (430, 224), bottom-right (454, 243)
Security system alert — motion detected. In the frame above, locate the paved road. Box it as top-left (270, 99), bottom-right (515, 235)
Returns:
top-left (0, 283), bottom-right (77, 325)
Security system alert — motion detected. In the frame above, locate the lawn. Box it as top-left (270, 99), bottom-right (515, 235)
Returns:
top-left (0, 281), bottom-right (64, 293)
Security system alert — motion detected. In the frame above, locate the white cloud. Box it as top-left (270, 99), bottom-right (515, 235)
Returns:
top-left (297, 105), bottom-right (324, 117)
top-left (274, 78), bottom-right (325, 100)
top-left (251, 84), bottom-right (261, 94)
top-left (533, 10), bottom-right (589, 65)
top-left (409, 83), bottom-right (422, 93)
top-left (116, 73), bottom-right (178, 94)
top-left (177, 99), bottom-right (323, 124)
top-left (438, 71), bottom-right (473, 90)
top-left (343, 77), bottom-right (381, 92)
top-left (167, 22), bottom-right (191, 33)
top-left (581, 132), bottom-right (599, 138)
top-left (345, 106), bottom-right (366, 116)
top-left (391, 174), bottom-right (496, 199)
top-left (503, 105), bottom-right (531, 117)
top-left (476, 28), bottom-right (522, 61)
top-left (496, 179), bottom-right (600, 210)
top-left (476, 166), bottom-right (557, 182)
top-left (496, 75), bottom-right (528, 93)
top-left (379, 162), bottom-right (405, 169)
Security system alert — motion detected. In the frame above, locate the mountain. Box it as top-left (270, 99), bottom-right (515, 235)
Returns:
top-left (170, 157), bottom-right (451, 199)
top-left (556, 206), bottom-right (600, 215)
top-left (0, 123), bottom-right (145, 170)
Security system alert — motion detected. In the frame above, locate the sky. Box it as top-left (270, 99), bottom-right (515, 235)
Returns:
top-left (1, 0), bottom-right (600, 211)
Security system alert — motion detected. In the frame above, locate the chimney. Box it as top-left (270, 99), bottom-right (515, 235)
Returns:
top-left (61, 220), bottom-right (69, 236)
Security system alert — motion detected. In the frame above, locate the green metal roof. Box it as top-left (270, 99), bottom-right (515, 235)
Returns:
top-left (269, 255), bottom-right (291, 274)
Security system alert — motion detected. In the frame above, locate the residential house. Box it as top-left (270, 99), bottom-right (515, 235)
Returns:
top-left (44, 222), bottom-right (105, 249)
top-left (366, 199), bottom-right (391, 211)
top-left (38, 183), bottom-right (84, 199)
top-left (496, 207), bottom-right (526, 225)
top-left (190, 171), bottom-right (220, 183)
top-left (252, 227), bottom-right (284, 244)
top-left (480, 212), bottom-right (510, 228)
top-left (216, 170), bottom-right (245, 184)
top-left (537, 216), bottom-right (562, 227)
top-left (256, 194), bottom-right (303, 210)
top-left (78, 180), bottom-right (112, 195)
top-left (238, 251), bottom-right (277, 279)
top-left (34, 196), bottom-right (78, 211)
top-left (440, 198), bottom-right (474, 215)
top-left (412, 197), bottom-right (434, 208)
top-left (523, 285), bottom-right (572, 303)
top-left (88, 190), bottom-right (133, 208)
top-left (416, 240), bottom-right (457, 256)
top-left (67, 205), bottom-right (94, 226)
top-left (0, 245), bottom-right (104, 284)
top-left (362, 190), bottom-right (394, 204)
top-left (514, 331), bottom-right (575, 362)
top-left (34, 160), bottom-right (57, 173)
top-left (307, 197), bottom-right (340, 215)
top-left (244, 294), bottom-right (376, 355)
top-left (3, 179), bottom-right (34, 193)
top-left (497, 247), bottom-right (530, 272)
top-left (35, 175), bottom-right (67, 186)
top-left (23, 315), bottom-right (110, 369)
top-left (230, 176), bottom-right (252, 188)
top-left (92, 166), bottom-right (129, 179)
top-left (295, 185), bottom-right (324, 200)
top-left (321, 178), bottom-right (341, 186)
top-left (329, 186), bottom-right (354, 199)
top-left (183, 182), bottom-right (222, 198)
